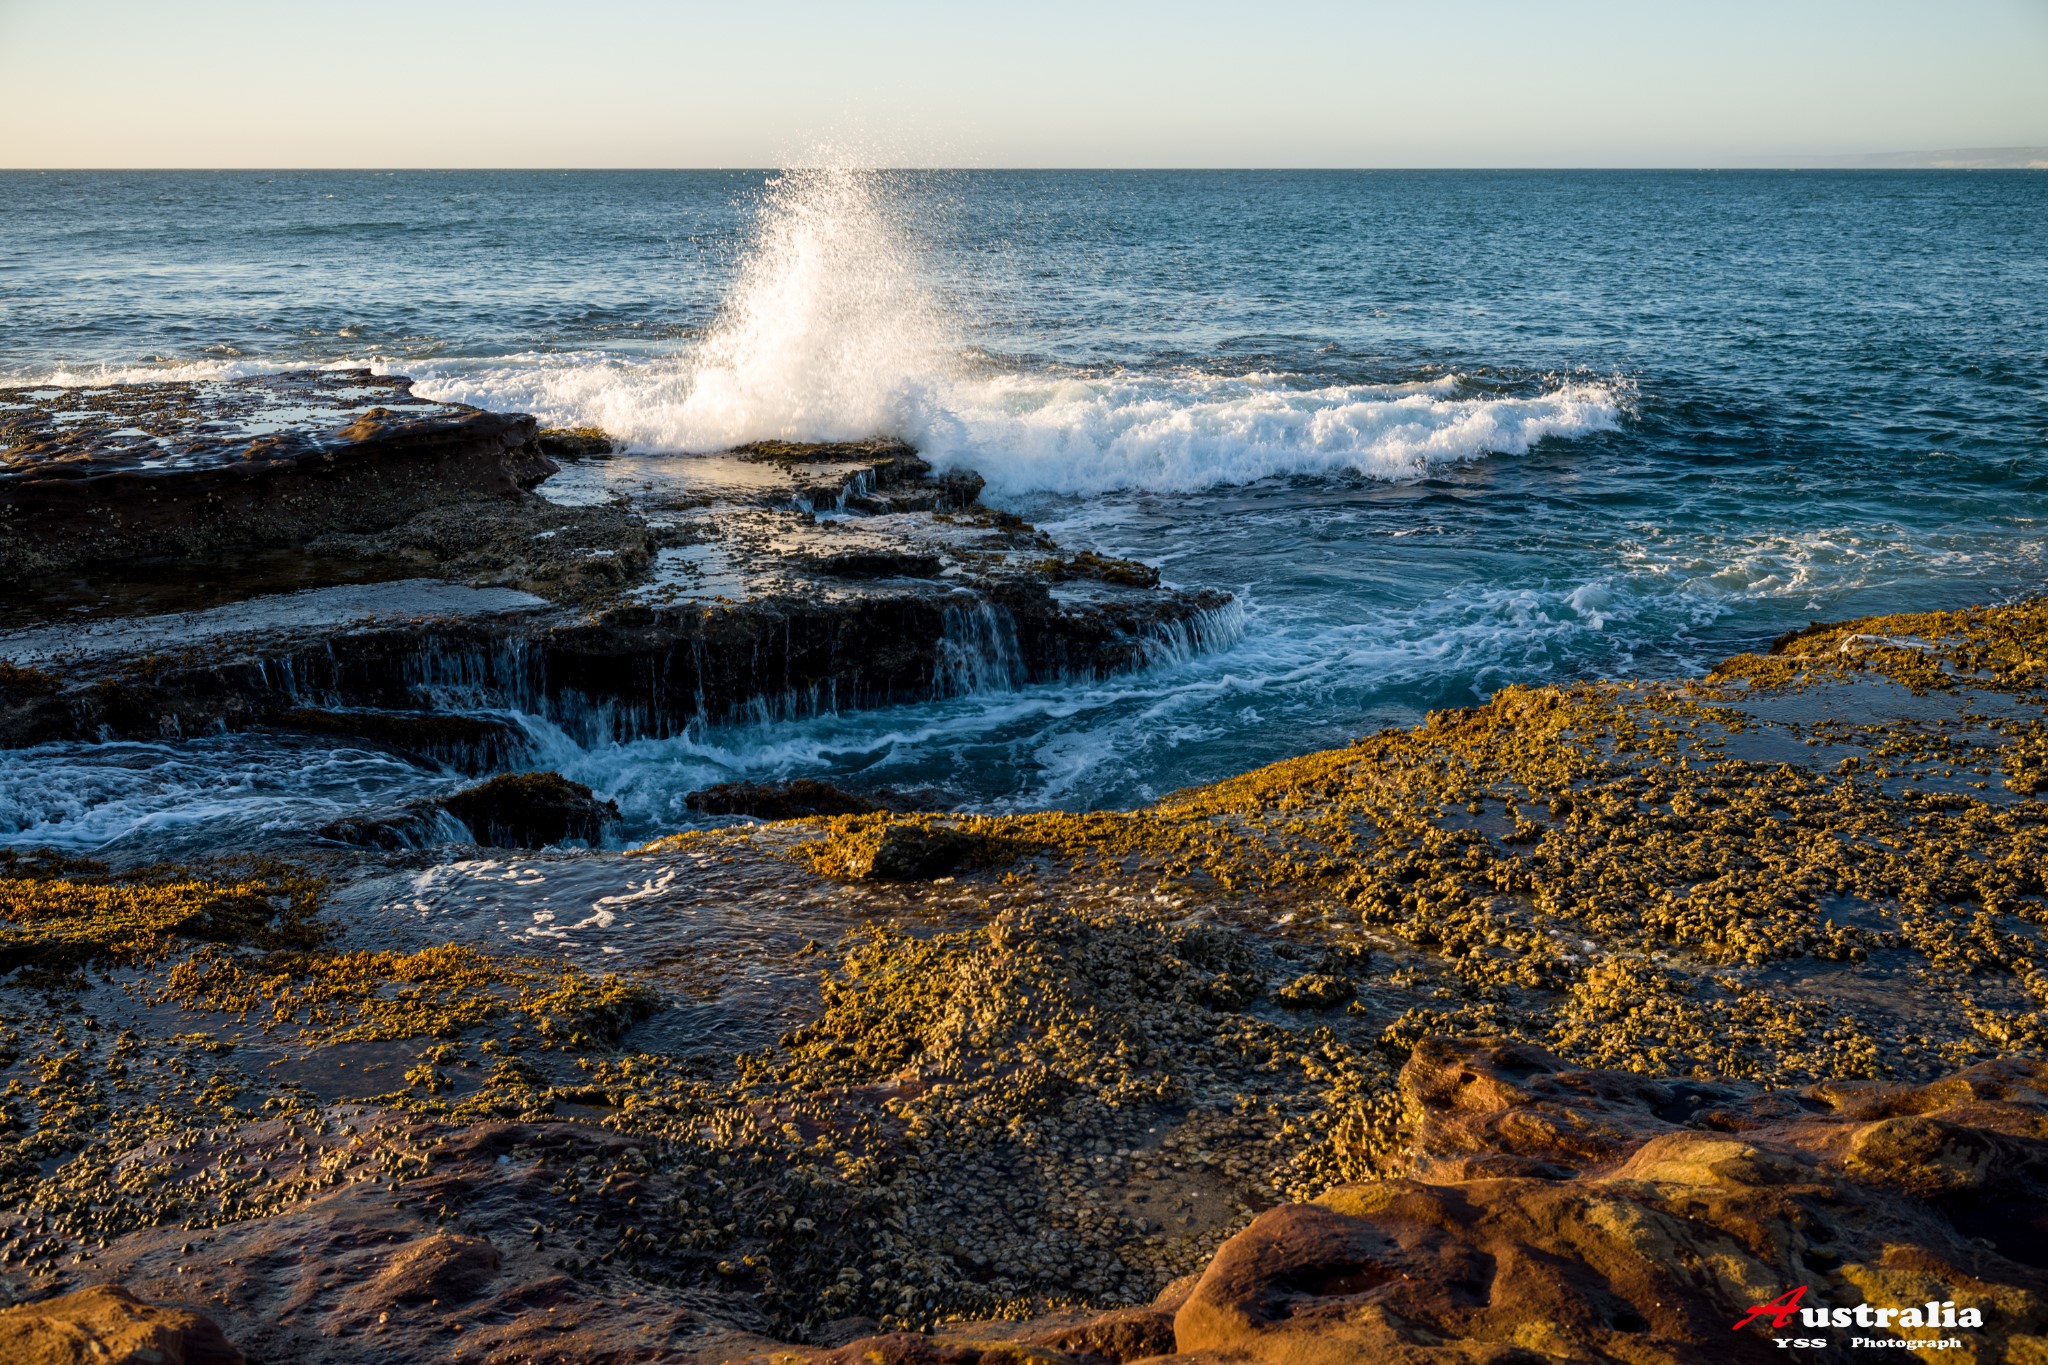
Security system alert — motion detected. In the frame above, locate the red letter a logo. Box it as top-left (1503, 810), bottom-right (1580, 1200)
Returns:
top-left (1731, 1285), bottom-right (1808, 1332)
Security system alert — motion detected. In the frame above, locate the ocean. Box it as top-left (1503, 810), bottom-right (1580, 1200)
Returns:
top-left (2, 168), bottom-right (2044, 851)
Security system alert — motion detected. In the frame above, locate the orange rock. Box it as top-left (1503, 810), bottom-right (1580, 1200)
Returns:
top-left (1163, 1042), bottom-right (2048, 1364)
top-left (1023, 1305), bottom-right (1178, 1361)
top-left (0, 1284), bottom-right (243, 1365)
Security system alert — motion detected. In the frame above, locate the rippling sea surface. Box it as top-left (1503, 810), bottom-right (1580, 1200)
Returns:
top-left (2, 170), bottom-right (2044, 850)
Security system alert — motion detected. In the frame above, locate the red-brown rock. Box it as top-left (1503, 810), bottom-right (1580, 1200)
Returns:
top-left (0, 1284), bottom-right (244, 1365)
top-left (1164, 1041), bottom-right (2048, 1364)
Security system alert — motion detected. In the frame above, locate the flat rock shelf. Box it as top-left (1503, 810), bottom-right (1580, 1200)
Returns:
top-left (0, 371), bottom-right (1237, 829)
top-left (0, 370), bottom-right (553, 581)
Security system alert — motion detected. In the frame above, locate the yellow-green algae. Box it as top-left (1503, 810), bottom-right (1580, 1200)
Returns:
top-left (581, 599), bottom-right (2048, 1327)
top-left (0, 662), bottom-right (57, 697)
top-left (0, 851), bottom-right (660, 1298)
top-left (0, 853), bottom-right (324, 973)
top-left (161, 943), bottom-right (653, 1048)
top-left (4, 598), bottom-right (2047, 1337)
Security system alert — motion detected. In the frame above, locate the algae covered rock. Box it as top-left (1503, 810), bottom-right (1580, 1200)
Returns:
top-left (0, 853), bottom-right (324, 973)
top-left (859, 823), bottom-right (986, 879)
top-left (439, 771), bottom-right (619, 849)
top-left (0, 1283), bottom-right (244, 1365)
top-left (1274, 971), bottom-right (1353, 1009)
top-left (799, 815), bottom-right (1024, 880)
top-left (686, 778), bottom-right (884, 819)
top-left (535, 425), bottom-right (615, 458)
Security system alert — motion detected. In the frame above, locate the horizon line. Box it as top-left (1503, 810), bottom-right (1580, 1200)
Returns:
top-left (4, 163), bottom-right (2046, 174)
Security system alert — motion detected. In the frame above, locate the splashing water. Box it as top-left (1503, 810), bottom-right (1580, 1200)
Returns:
top-left (3, 170), bottom-right (2043, 851)
top-left (664, 165), bottom-right (958, 446)
top-left (380, 166), bottom-right (1626, 495)
top-left (500, 165), bottom-right (960, 452)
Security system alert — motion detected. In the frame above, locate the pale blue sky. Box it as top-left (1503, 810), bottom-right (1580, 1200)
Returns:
top-left (2, 0), bottom-right (2043, 168)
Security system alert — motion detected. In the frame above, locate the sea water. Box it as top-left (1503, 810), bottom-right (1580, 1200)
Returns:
top-left (1, 168), bottom-right (2043, 851)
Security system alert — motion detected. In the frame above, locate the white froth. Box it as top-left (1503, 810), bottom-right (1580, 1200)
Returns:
top-left (399, 351), bottom-right (1625, 499)
top-left (914, 371), bottom-right (1623, 495)
top-left (11, 165), bottom-right (1625, 498)
top-left (394, 164), bottom-right (1624, 495)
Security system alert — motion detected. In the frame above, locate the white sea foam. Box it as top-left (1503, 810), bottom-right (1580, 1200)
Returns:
top-left (12, 165), bottom-right (1625, 497)
top-left (0, 736), bottom-right (451, 854)
top-left (392, 163), bottom-right (1625, 495)
top-left (402, 353), bottom-right (1624, 499)
top-left (2, 356), bottom-right (354, 387)
top-left (1615, 523), bottom-right (2045, 610)
top-left (921, 369), bottom-right (1623, 496)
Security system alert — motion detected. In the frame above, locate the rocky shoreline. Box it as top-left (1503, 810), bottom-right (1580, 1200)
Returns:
top-left (2, 375), bottom-right (2046, 1364)
top-left (0, 371), bottom-right (553, 583)
top-left (0, 373), bottom-right (1235, 808)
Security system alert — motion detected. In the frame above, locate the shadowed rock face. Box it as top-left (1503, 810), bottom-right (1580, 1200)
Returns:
top-left (0, 371), bottom-right (551, 582)
top-left (0, 373), bottom-right (1235, 789)
top-left (0, 579), bottom-right (1233, 763)
top-left (686, 779), bottom-right (885, 820)
top-left (320, 770), bottom-right (622, 851)
top-left (438, 772), bottom-right (621, 850)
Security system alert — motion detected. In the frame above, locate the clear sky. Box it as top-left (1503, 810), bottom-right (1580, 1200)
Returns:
top-left (2, 0), bottom-right (2044, 168)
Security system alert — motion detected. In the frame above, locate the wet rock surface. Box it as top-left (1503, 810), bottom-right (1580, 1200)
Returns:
top-left (686, 780), bottom-right (886, 820)
top-left (438, 772), bottom-right (622, 850)
top-left (0, 371), bottom-right (551, 583)
top-left (3, 378), bottom-right (2048, 1362)
top-left (321, 771), bottom-right (622, 851)
top-left (0, 373), bottom-right (1234, 813)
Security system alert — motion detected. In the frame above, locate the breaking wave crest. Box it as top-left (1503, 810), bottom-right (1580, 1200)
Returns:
top-left (392, 164), bottom-right (1624, 494)
top-left (913, 369), bottom-right (1623, 496)
top-left (410, 351), bottom-right (1625, 498)
top-left (14, 165), bottom-right (1626, 497)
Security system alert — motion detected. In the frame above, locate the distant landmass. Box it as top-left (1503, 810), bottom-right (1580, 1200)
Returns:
top-left (1748, 146), bottom-right (2048, 169)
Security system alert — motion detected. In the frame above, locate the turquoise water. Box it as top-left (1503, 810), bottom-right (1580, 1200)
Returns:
top-left (2, 170), bottom-right (2044, 848)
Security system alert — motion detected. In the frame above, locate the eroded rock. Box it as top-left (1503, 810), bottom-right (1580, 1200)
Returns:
top-left (0, 408), bottom-right (1237, 778)
top-left (1159, 1041), bottom-right (2048, 1364)
top-left (0, 1283), bottom-right (244, 1365)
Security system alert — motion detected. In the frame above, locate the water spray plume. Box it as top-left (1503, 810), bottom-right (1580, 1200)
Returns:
top-left (392, 166), bottom-right (1623, 495)
top-left (670, 166), bottom-right (958, 448)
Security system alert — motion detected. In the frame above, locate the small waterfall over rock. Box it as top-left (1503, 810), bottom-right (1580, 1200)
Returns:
top-left (1138, 597), bottom-right (1248, 668)
top-left (935, 598), bottom-right (1026, 696)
